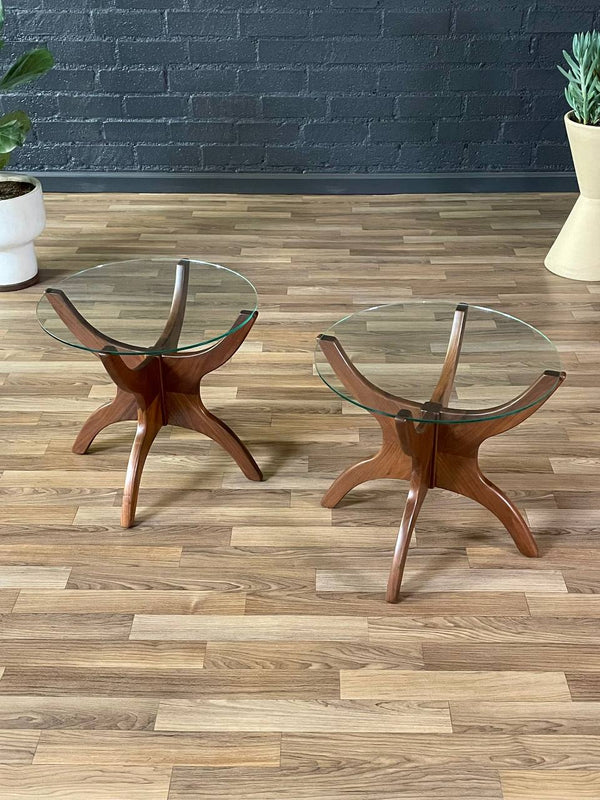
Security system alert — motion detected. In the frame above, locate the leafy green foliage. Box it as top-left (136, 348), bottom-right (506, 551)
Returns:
top-left (558, 31), bottom-right (600, 126)
top-left (0, 0), bottom-right (53, 168)
top-left (0, 49), bottom-right (54, 92)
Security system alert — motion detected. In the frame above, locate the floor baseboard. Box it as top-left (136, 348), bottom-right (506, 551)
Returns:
top-left (32, 170), bottom-right (578, 194)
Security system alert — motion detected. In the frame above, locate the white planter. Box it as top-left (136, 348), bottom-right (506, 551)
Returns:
top-left (545, 112), bottom-right (600, 281)
top-left (0, 173), bottom-right (45, 291)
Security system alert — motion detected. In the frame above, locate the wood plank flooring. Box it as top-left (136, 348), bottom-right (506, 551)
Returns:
top-left (0, 190), bottom-right (598, 798)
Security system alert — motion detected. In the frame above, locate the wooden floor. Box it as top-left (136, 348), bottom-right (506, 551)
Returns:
top-left (0, 191), bottom-right (599, 799)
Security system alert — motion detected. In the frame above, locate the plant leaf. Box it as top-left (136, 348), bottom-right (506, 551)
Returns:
top-left (0, 117), bottom-right (29, 155)
top-left (0, 48), bottom-right (54, 91)
top-left (0, 1), bottom-right (4, 36)
top-left (0, 109), bottom-right (31, 135)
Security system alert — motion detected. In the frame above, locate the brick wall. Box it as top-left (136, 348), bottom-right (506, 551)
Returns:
top-left (3, 0), bottom-right (596, 174)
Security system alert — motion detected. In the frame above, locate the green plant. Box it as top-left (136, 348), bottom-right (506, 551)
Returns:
top-left (0, 0), bottom-right (53, 169)
top-left (558, 31), bottom-right (600, 126)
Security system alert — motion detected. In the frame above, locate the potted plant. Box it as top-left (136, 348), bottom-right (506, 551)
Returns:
top-left (545, 31), bottom-right (600, 281)
top-left (0, 0), bottom-right (53, 291)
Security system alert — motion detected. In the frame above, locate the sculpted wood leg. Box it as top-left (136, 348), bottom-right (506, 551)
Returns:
top-left (321, 416), bottom-right (411, 508)
top-left (72, 388), bottom-right (138, 455)
top-left (436, 370), bottom-right (566, 560)
top-left (162, 311), bottom-right (262, 482)
top-left (121, 396), bottom-right (162, 529)
top-left (317, 334), bottom-right (418, 507)
top-left (386, 411), bottom-right (437, 603)
top-left (438, 456), bottom-right (537, 557)
top-left (167, 391), bottom-right (262, 482)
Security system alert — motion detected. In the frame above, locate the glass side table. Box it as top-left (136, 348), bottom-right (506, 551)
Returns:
top-left (37, 257), bottom-right (262, 528)
top-left (315, 301), bottom-right (565, 603)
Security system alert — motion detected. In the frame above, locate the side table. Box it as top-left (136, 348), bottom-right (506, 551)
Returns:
top-left (37, 257), bottom-right (262, 528)
top-left (315, 301), bottom-right (565, 603)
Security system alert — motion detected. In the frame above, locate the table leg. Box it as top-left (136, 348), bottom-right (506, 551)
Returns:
top-left (386, 412), bottom-right (436, 602)
top-left (72, 389), bottom-right (138, 455)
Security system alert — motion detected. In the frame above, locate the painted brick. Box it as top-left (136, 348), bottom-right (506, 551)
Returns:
top-left (241, 12), bottom-right (311, 37)
top-left (449, 69), bottom-right (513, 91)
top-left (60, 94), bottom-right (122, 119)
top-left (189, 41), bottom-right (256, 64)
top-left (52, 40), bottom-right (116, 66)
top-left (395, 96), bottom-right (461, 119)
top-left (309, 68), bottom-right (378, 93)
top-left (262, 96), bottom-right (326, 119)
top-left (398, 144), bottom-right (465, 171)
top-left (166, 12), bottom-right (237, 37)
top-left (192, 95), bottom-right (259, 119)
top-left (118, 41), bottom-right (190, 66)
top-left (303, 122), bottom-right (367, 144)
top-left (515, 68), bottom-right (564, 90)
top-left (203, 145), bottom-right (264, 167)
top-left (526, 9), bottom-right (594, 33)
top-left (467, 38), bottom-right (534, 63)
top-left (99, 69), bottom-right (165, 94)
top-left (92, 11), bottom-right (164, 39)
top-left (265, 145), bottom-right (329, 168)
top-left (468, 143), bottom-right (532, 169)
top-left (169, 121), bottom-right (235, 143)
top-left (17, 12), bottom-right (91, 37)
top-left (438, 120), bottom-right (500, 142)
top-left (383, 12), bottom-right (450, 36)
top-left (329, 96), bottom-right (393, 119)
top-left (124, 95), bottom-right (188, 119)
top-left (502, 119), bottom-right (565, 142)
top-left (535, 144), bottom-right (573, 168)
top-left (455, 9), bottom-right (523, 34)
top-left (370, 121), bottom-right (433, 143)
top-left (312, 11), bottom-right (381, 36)
top-left (331, 38), bottom-right (438, 64)
top-left (2, 93), bottom-right (58, 118)
top-left (8, 0), bottom-right (585, 173)
top-left (104, 121), bottom-right (169, 143)
top-left (168, 68), bottom-right (237, 93)
top-left (137, 144), bottom-right (201, 168)
top-left (239, 69), bottom-right (306, 94)
top-left (36, 121), bottom-right (102, 143)
top-left (71, 144), bottom-right (136, 169)
top-left (467, 95), bottom-right (526, 118)
top-left (237, 122), bottom-right (300, 145)
top-left (379, 69), bottom-right (445, 92)
top-left (259, 39), bottom-right (329, 64)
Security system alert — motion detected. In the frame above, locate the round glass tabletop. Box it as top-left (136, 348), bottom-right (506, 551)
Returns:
top-left (37, 257), bottom-right (257, 356)
top-left (315, 301), bottom-right (563, 424)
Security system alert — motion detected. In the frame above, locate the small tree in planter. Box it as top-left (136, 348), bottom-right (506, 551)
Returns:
top-left (545, 32), bottom-right (600, 280)
top-left (0, 0), bottom-right (53, 291)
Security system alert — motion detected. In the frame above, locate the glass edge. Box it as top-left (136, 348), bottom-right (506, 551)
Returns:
top-left (314, 369), bottom-right (560, 424)
top-left (314, 301), bottom-right (562, 423)
top-left (35, 259), bottom-right (259, 356)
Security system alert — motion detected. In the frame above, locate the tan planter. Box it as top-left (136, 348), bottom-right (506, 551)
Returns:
top-left (545, 112), bottom-right (600, 281)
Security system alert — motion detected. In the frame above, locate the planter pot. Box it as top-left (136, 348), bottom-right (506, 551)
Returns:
top-left (545, 112), bottom-right (600, 281)
top-left (0, 173), bottom-right (45, 291)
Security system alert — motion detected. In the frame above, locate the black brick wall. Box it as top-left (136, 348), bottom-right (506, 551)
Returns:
top-left (3, 0), bottom-right (596, 174)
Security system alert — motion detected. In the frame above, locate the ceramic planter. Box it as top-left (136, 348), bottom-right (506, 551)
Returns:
top-left (545, 112), bottom-right (600, 281)
top-left (0, 173), bottom-right (45, 291)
